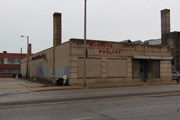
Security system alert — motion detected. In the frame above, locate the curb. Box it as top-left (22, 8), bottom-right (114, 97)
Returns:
top-left (0, 82), bottom-right (178, 93)
top-left (0, 86), bottom-right (82, 93)
top-left (86, 81), bottom-right (177, 88)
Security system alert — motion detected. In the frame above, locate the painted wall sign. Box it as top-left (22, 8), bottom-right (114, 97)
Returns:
top-left (99, 50), bottom-right (120, 55)
top-left (89, 42), bottom-right (120, 55)
top-left (32, 53), bottom-right (47, 61)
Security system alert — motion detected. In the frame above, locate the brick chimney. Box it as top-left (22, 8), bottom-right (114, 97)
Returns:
top-left (161, 9), bottom-right (170, 45)
top-left (53, 12), bottom-right (62, 46)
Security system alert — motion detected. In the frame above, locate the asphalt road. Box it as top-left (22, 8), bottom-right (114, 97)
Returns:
top-left (1, 84), bottom-right (180, 120)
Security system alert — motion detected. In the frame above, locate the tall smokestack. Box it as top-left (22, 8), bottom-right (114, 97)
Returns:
top-left (53, 12), bottom-right (62, 46)
top-left (161, 9), bottom-right (170, 45)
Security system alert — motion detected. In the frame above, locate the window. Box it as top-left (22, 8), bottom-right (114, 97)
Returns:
top-left (132, 60), bottom-right (140, 79)
top-left (106, 59), bottom-right (127, 77)
top-left (13, 58), bottom-right (20, 64)
top-left (132, 59), bottom-right (160, 79)
top-left (4, 58), bottom-right (11, 64)
top-left (0, 58), bottom-right (1, 64)
top-left (3, 69), bottom-right (11, 76)
top-left (146, 60), bottom-right (160, 78)
top-left (13, 69), bottom-right (20, 74)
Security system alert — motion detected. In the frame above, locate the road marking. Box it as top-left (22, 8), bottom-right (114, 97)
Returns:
top-left (70, 117), bottom-right (93, 120)
top-left (1, 92), bottom-right (180, 109)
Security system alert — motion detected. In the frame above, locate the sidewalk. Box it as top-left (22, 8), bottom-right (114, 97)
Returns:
top-left (0, 78), bottom-right (177, 93)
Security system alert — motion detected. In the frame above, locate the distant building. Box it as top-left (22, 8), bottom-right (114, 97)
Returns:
top-left (121, 39), bottom-right (161, 45)
top-left (120, 39), bottom-right (131, 43)
top-left (0, 51), bottom-right (27, 78)
top-left (161, 9), bottom-right (180, 71)
top-left (144, 39), bottom-right (161, 45)
top-left (132, 40), bottom-right (143, 44)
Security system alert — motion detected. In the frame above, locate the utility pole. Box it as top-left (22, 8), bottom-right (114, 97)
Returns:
top-left (26, 36), bottom-right (29, 78)
top-left (21, 35), bottom-right (29, 78)
top-left (20, 47), bottom-right (22, 74)
top-left (83, 0), bottom-right (87, 87)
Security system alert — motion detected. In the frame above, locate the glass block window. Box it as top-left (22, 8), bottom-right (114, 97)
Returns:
top-left (13, 58), bottom-right (20, 64)
top-left (4, 58), bottom-right (11, 64)
top-left (3, 69), bottom-right (11, 76)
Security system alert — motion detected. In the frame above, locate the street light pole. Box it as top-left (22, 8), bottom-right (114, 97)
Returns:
top-left (26, 36), bottom-right (29, 78)
top-left (21, 35), bottom-right (29, 78)
top-left (83, 0), bottom-right (87, 87)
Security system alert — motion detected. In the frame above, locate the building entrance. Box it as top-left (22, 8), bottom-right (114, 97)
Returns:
top-left (140, 60), bottom-right (146, 82)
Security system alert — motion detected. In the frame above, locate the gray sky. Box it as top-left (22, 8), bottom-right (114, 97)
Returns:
top-left (0, 0), bottom-right (180, 53)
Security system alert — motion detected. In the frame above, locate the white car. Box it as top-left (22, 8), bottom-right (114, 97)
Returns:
top-left (172, 71), bottom-right (180, 80)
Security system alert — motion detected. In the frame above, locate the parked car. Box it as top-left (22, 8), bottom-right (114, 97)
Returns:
top-left (172, 71), bottom-right (180, 80)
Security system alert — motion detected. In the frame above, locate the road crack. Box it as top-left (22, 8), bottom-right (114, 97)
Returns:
top-left (170, 98), bottom-right (180, 115)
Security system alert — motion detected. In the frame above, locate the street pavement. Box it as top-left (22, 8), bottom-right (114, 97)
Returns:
top-left (1, 78), bottom-right (180, 120)
top-left (0, 78), bottom-right (179, 105)
top-left (0, 78), bottom-right (82, 92)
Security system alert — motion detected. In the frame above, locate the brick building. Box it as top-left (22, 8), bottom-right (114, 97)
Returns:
top-left (161, 9), bottom-right (180, 71)
top-left (0, 52), bottom-right (27, 78)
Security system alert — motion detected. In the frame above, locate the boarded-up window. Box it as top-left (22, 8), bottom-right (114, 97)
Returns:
top-left (147, 60), bottom-right (160, 78)
top-left (106, 59), bottom-right (127, 77)
top-left (78, 58), bottom-right (101, 78)
top-left (132, 60), bottom-right (140, 79)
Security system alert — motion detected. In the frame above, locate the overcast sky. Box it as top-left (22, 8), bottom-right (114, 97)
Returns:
top-left (0, 0), bottom-right (180, 53)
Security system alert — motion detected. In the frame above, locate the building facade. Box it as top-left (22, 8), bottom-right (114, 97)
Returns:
top-left (0, 52), bottom-right (27, 78)
top-left (21, 39), bottom-right (172, 86)
top-left (161, 9), bottom-right (180, 71)
top-left (21, 11), bottom-right (173, 87)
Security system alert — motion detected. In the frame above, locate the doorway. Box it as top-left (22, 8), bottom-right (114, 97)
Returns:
top-left (140, 60), bottom-right (146, 82)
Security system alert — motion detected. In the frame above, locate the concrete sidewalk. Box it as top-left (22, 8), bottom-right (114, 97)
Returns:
top-left (0, 78), bottom-right (178, 93)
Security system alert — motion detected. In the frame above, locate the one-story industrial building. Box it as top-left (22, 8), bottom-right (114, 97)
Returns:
top-left (21, 10), bottom-right (173, 86)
